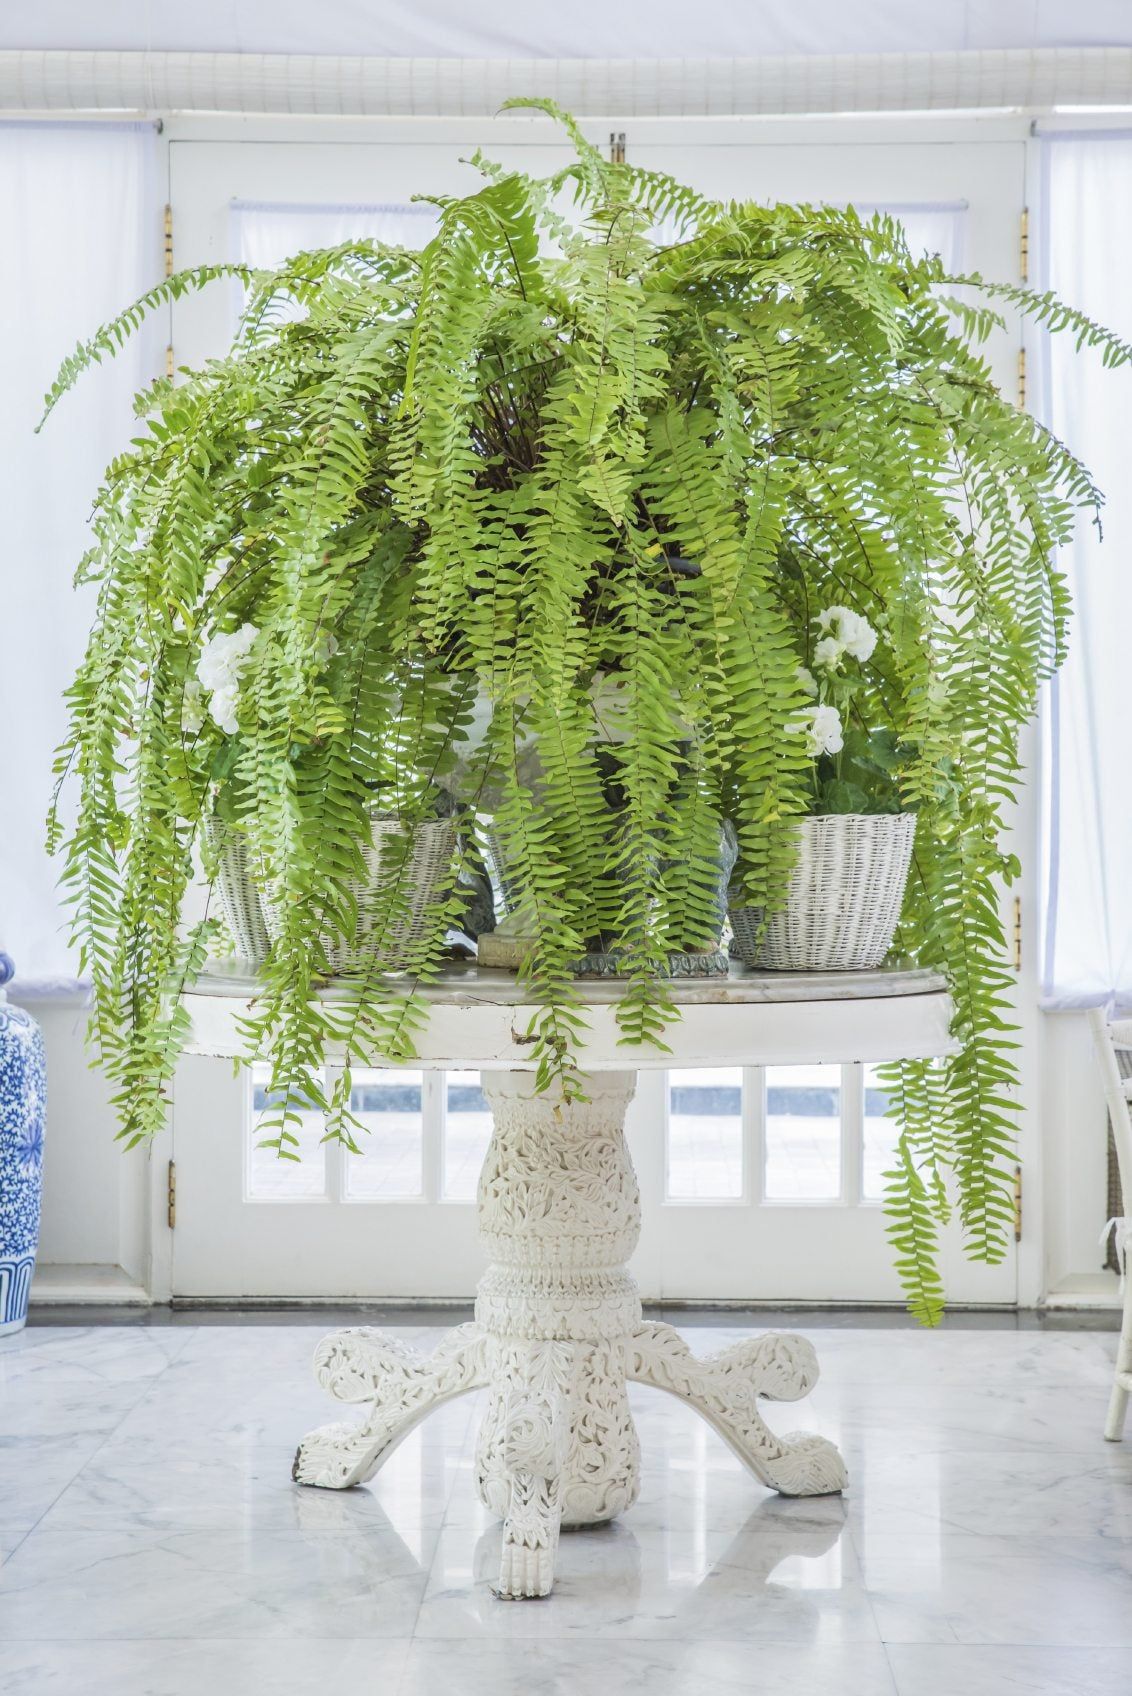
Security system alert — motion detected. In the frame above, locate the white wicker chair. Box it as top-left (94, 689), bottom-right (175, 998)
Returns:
top-left (1088, 1008), bottom-right (1132, 1441)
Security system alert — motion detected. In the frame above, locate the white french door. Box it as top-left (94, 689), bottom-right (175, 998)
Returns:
top-left (166, 118), bottom-right (1029, 1303)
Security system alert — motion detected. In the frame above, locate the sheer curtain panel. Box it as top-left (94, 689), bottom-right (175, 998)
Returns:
top-left (0, 122), bottom-right (158, 993)
top-left (1041, 134), bottom-right (1132, 1011)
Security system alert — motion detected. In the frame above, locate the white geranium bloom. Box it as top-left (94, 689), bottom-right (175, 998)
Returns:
top-left (197, 623), bottom-right (259, 735)
top-left (208, 684), bottom-right (241, 735)
top-left (813, 635), bottom-right (844, 672)
top-left (796, 665), bottom-right (819, 699)
top-left (817, 605), bottom-right (877, 664)
top-left (197, 623), bottom-right (258, 692)
top-left (788, 703), bottom-right (844, 758)
top-left (181, 678), bottom-right (206, 736)
top-left (842, 618), bottom-right (877, 662)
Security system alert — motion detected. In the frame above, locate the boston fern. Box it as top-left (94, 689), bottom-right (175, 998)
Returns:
top-left (46, 101), bottom-right (1129, 1321)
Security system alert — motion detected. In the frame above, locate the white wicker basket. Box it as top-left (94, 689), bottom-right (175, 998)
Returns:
top-left (261, 815), bottom-right (457, 975)
top-left (730, 813), bottom-right (916, 972)
top-left (201, 817), bottom-right (270, 965)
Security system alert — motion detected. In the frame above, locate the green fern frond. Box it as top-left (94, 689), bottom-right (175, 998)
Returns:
top-left (47, 105), bottom-right (1118, 1322)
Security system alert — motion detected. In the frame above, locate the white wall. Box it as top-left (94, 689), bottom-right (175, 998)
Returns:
top-left (16, 996), bottom-right (151, 1286)
top-left (1041, 1008), bottom-right (1111, 1294)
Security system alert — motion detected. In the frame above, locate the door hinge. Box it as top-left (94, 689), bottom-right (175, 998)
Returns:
top-left (165, 345), bottom-right (175, 380)
top-left (166, 1159), bottom-right (176, 1231)
top-left (1013, 1163), bottom-right (1023, 1242)
top-left (609, 131), bottom-right (626, 164)
top-left (1016, 346), bottom-right (1027, 410)
top-left (1012, 895), bottom-right (1023, 971)
top-left (1019, 206), bottom-right (1029, 283)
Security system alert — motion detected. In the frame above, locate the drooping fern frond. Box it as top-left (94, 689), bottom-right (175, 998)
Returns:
top-left (38, 263), bottom-right (253, 425)
top-left (46, 109), bottom-right (1127, 1319)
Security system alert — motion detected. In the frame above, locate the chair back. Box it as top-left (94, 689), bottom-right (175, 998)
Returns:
top-left (1088, 1009), bottom-right (1132, 1224)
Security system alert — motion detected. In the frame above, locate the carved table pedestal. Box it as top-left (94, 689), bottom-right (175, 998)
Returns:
top-left (185, 962), bottom-right (954, 1598)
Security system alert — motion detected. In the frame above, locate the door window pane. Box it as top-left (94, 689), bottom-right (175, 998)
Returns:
top-left (230, 201), bottom-right (439, 325)
top-left (344, 1069), bottom-right (424, 1200)
top-left (854, 204), bottom-right (964, 270)
top-left (247, 1063), bottom-right (327, 1199)
top-left (667, 1067), bottom-right (743, 1200)
top-left (765, 1065), bottom-right (841, 1201)
top-left (862, 1064), bottom-right (899, 1202)
top-left (444, 1071), bottom-right (493, 1201)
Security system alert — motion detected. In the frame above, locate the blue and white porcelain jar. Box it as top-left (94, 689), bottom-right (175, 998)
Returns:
top-left (0, 953), bottom-right (47, 1336)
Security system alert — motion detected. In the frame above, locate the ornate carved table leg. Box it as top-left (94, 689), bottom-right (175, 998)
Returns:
top-left (293, 1321), bottom-right (488, 1488)
top-left (473, 1070), bottom-right (643, 1597)
top-left (293, 1064), bottom-right (846, 1600)
top-left (494, 1340), bottom-right (572, 1599)
top-left (628, 1321), bottom-right (848, 1496)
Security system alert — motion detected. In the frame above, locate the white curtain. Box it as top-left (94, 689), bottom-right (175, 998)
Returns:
top-left (231, 198), bottom-right (439, 272)
top-left (228, 198), bottom-right (439, 334)
top-left (0, 122), bottom-right (158, 993)
top-left (1041, 135), bottom-right (1132, 1011)
top-left (230, 199), bottom-right (438, 328)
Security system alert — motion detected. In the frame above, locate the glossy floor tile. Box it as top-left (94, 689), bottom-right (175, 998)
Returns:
top-left (1, 1320), bottom-right (1130, 1694)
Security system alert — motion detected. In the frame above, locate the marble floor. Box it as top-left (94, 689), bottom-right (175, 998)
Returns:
top-left (1, 1318), bottom-right (1131, 1694)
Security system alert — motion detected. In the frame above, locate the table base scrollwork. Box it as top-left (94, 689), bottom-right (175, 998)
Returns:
top-left (293, 1068), bottom-right (846, 1598)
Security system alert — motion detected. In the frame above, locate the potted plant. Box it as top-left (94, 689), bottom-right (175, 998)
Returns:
top-left (44, 100), bottom-right (1130, 1318)
top-left (178, 575), bottom-right (460, 974)
top-left (480, 666), bottom-right (737, 974)
top-left (729, 603), bottom-right (916, 971)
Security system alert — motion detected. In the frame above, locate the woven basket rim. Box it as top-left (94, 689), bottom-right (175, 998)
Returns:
top-left (785, 811), bottom-right (916, 830)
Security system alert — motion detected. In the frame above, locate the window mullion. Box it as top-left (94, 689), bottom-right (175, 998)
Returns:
top-left (744, 1065), bottom-right (765, 1205)
top-left (324, 1063), bottom-right (344, 1202)
top-left (841, 1062), bottom-right (863, 1207)
top-left (422, 1070), bottom-right (443, 1204)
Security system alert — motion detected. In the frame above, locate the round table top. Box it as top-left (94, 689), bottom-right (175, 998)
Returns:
top-left (184, 958), bottom-right (955, 1072)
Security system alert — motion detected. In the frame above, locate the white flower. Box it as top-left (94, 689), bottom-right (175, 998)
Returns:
top-left (208, 684), bottom-right (241, 735)
top-left (844, 623), bottom-right (877, 663)
top-left (181, 678), bottom-right (206, 736)
top-left (813, 635), bottom-right (844, 672)
top-left (788, 703), bottom-right (844, 758)
top-left (796, 665), bottom-right (818, 699)
top-left (196, 623), bottom-right (259, 736)
top-left (197, 623), bottom-right (258, 692)
top-left (816, 605), bottom-right (877, 664)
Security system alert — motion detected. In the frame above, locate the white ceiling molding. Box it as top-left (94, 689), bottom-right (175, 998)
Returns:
top-left (3, 48), bottom-right (1132, 117)
top-left (4, 2), bottom-right (1132, 61)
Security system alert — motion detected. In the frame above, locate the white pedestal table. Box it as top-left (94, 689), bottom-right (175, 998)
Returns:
top-left (184, 961), bottom-right (954, 1599)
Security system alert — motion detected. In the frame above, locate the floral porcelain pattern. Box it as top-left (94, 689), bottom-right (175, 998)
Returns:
top-left (0, 965), bottom-right (48, 1334)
